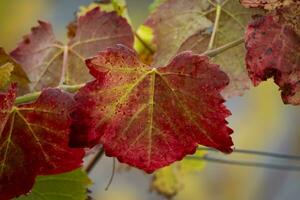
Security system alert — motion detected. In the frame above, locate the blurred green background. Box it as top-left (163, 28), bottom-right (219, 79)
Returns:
top-left (1, 1), bottom-right (300, 200)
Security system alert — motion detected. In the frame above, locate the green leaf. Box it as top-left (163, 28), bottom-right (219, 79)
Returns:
top-left (16, 168), bottom-right (91, 200)
top-left (151, 150), bottom-right (206, 198)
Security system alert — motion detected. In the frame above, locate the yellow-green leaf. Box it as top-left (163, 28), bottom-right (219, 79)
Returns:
top-left (16, 168), bottom-right (91, 200)
top-left (152, 150), bottom-right (206, 198)
top-left (77, 0), bottom-right (131, 23)
top-left (134, 25), bottom-right (155, 65)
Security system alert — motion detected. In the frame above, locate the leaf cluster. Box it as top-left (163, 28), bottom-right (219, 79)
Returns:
top-left (0, 0), bottom-right (299, 199)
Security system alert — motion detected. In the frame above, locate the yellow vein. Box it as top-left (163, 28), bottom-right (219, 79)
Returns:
top-left (157, 73), bottom-right (218, 146)
top-left (147, 71), bottom-right (156, 167)
top-left (15, 110), bottom-right (51, 163)
top-left (122, 128), bottom-right (148, 156)
top-left (32, 49), bottom-right (64, 90)
top-left (0, 112), bottom-right (16, 174)
top-left (119, 104), bottom-right (148, 138)
top-left (95, 71), bottom-right (152, 129)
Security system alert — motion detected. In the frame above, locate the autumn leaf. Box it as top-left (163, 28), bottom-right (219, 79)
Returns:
top-left (0, 48), bottom-right (29, 94)
top-left (70, 45), bottom-right (233, 173)
top-left (245, 15), bottom-right (300, 105)
top-left (152, 150), bottom-right (206, 198)
top-left (240, 0), bottom-right (294, 10)
top-left (10, 8), bottom-right (134, 92)
top-left (17, 168), bottom-right (91, 200)
top-left (145, 0), bottom-right (261, 98)
top-left (0, 85), bottom-right (84, 199)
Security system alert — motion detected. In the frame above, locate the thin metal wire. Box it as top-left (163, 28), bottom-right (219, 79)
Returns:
top-left (197, 147), bottom-right (300, 160)
top-left (187, 155), bottom-right (300, 171)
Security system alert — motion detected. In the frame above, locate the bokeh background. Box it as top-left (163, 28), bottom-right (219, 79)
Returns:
top-left (1, 1), bottom-right (300, 200)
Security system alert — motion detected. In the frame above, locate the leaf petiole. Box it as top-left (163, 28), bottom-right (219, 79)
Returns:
top-left (203, 37), bottom-right (244, 57)
top-left (207, 3), bottom-right (222, 50)
top-left (15, 84), bottom-right (84, 105)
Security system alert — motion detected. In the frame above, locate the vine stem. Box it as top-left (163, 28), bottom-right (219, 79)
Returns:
top-left (59, 45), bottom-right (69, 85)
top-left (15, 84), bottom-right (84, 105)
top-left (207, 3), bottom-right (222, 50)
top-left (203, 37), bottom-right (244, 57)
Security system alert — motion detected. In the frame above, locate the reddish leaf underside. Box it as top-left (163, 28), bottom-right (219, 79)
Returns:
top-left (0, 85), bottom-right (84, 199)
top-left (10, 8), bottom-right (133, 91)
top-left (245, 15), bottom-right (300, 104)
top-left (71, 45), bottom-right (233, 173)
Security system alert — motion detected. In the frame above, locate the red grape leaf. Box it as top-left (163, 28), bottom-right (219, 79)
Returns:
top-left (245, 15), bottom-right (300, 104)
top-left (0, 48), bottom-right (30, 95)
top-left (240, 0), bottom-right (293, 10)
top-left (70, 45), bottom-right (233, 173)
top-left (145, 0), bottom-right (261, 98)
top-left (0, 85), bottom-right (84, 199)
top-left (10, 8), bottom-right (133, 91)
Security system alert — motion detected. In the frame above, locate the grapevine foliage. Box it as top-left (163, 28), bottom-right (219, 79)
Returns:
top-left (10, 8), bottom-right (133, 92)
top-left (243, 0), bottom-right (300, 104)
top-left (0, 0), bottom-right (299, 199)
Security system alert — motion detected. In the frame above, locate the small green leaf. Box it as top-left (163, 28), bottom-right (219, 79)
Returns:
top-left (16, 168), bottom-right (91, 200)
